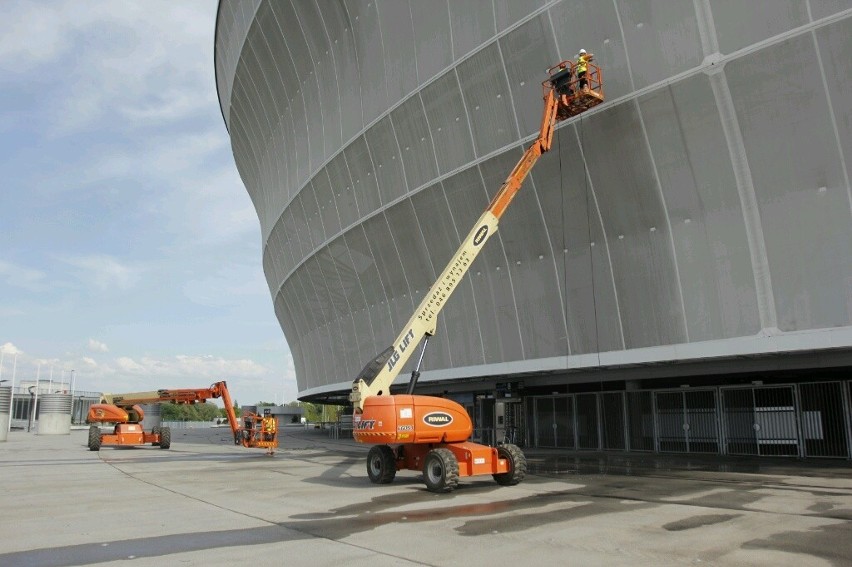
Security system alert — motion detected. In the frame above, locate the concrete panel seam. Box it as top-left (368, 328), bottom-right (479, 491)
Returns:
top-left (324, 242), bottom-right (360, 379)
top-left (313, 0), bottom-right (345, 145)
top-left (340, 1), bottom-right (367, 133)
top-left (408, 1), bottom-right (420, 86)
top-left (526, 173), bottom-right (572, 356)
top-left (709, 71), bottom-right (778, 331)
top-left (438, 181), bottom-right (488, 364)
top-left (217, 0), bottom-right (263, 127)
top-left (808, 19), bottom-right (852, 221)
top-left (265, 5), bottom-right (304, 187)
top-left (475, 163), bottom-right (526, 360)
top-left (342, 231), bottom-right (380, 360)
top-left (289, 0), bottom-right (327, 163)
top-left (402, 205), bottom-right (455, 368)
top-left (453, 66), bottom-right (479, 158)
top-left (633, 97), bottom-right (691, 343)
top-left (379, 206), bottom-right (416, 342)
top-left (692, 0), bottom-right (720, 56)
top-left (268, 4), bottom-right (311, 201)
top-left (495, 39), bottom-right (522, 139)
top-left (230, 78), bottom-right (271, 227)
top-left (447, 0), bottom-right (455, 62)
top-left (546, 8), bottom-right (560, 62)
top-left (267, 8), bottom-right (852, 293)
top-left (611, 0), bottom-right (637, 92)
top-left (418, 92), bottom-right (444, 175)
top-left (572, 120), bottom-right (627, 351)
top-left (311, 253), bottom-right (345, 382)
top-left (340, 149), bottom-right (363, 220)
top-left (386, 114), bottom-right (410, 193)
top-left (244, 33), bottom-right (287, 227)
top-left (252, 0), bottom-right (561, 240)
top-left (372, 0), bottom-right (392, 116)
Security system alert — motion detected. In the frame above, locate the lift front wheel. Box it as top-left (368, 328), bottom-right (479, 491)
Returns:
top-left (367, 445), bottom-right (397, 484)
top-left (423, 448), bottom-right (459, 493)
top-left (159, 427), bottom-right (171, 449)
top-left (493, 443), bottom-right (526, 486)
top-left (88, 425), bottom-right (101, 451)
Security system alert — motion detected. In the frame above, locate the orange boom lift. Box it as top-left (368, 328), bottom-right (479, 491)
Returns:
top-left (86, 380), bottom-right (277, 453)
top-left (350, 62), bottom-right (603, 492)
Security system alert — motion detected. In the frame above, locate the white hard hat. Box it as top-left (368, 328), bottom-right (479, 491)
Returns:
top-left (579, 49), bottom-right (587, 54)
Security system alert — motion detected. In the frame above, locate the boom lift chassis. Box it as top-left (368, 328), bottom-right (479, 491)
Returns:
top-left (86, 380), bottom-right (277, 453)
top-left (349, 62), bottom-right (604, 492)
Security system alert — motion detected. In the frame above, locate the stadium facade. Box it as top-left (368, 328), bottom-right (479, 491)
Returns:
top-left (216, 1), bottom-right (852, 458)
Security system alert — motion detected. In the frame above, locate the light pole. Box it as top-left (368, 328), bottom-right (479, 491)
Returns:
top-left (8, 354), bottom-right (16, 433)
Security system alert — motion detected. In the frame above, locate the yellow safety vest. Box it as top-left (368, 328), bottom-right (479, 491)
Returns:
top-left (576, 55), bottom-right (589, 74)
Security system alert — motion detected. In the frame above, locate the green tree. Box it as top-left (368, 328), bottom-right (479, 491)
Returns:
top-left (161, 402), bottom-right (221, 421)
top-left (296, 402), bottom-right (346, 423)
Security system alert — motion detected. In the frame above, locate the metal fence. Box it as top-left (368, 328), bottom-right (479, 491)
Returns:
top-left (8, 387), bottom-right (100, 429)
top-left (524, 381), bottom-right (852, 459)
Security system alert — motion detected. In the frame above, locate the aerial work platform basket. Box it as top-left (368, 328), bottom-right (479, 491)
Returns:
top-left (544, 60), bottom-right (604, 120)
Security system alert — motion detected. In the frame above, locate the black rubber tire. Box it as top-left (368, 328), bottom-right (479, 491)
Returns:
top-left (366, 445), bottom-right (397, 484)
top-left (159, 427), bottom-right (171, 450)
top-left (151, 426), bottom-right (161, 446)
top-left (423, 448), bottom-right (459, 493)
top-left (88, 425), bottom-right (101, 451)
top-left (493, 443), bottom-right (527, 486)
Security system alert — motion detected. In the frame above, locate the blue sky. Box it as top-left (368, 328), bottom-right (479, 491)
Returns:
top-left (0, 1), bottom-right (297, 405)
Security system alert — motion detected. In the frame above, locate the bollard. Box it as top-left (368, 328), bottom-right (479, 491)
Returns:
top-left (38, 393), bottom-right (72, 435)
top-left (0, 387), bottom-right (11, 441)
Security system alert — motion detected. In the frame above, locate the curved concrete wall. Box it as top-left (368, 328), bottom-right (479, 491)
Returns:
top-left (216, 1), bottom-right (852, 397)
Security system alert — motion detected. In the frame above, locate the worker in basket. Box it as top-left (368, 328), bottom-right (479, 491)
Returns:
top-left (553, 61), bottom-right (573, 96)
top-left (576, 48), bottom-right (594, 91)
top-left (262, 409), bottom-right (277, 455)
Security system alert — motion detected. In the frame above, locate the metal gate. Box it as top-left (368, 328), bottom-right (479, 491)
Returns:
top-left (798, 382), bottom-right (849, 458)
top-left (655, 389), bottom-right (719, 453)
top-left (721, 386), bottom-right (798, 456)
top-left (626, 391), bottom-right (654, 451)
top-left (576, 393), bottom-right (599, 449)
top-left (601, 392), bottom-right (626, 450)
top-left (529, 395), bottom-right (574, 448)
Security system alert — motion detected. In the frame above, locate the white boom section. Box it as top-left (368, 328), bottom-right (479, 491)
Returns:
top-left (349, 89), bottom-right (560, 411)
top-left (350, 209), bottom-right (501, 408)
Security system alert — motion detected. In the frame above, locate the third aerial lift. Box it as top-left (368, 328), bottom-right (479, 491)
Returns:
top-left (349, 61), bottom-right (604, 492)
top-left (87, 380), bottom-right (277, 453)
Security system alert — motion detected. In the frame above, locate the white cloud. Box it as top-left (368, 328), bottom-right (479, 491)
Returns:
top-left (87, 339), bottom-right (109, 353)
top-left (0, 260), bottom-right (47, 292)
top-left (115, 357), bottom-right (145, 373)
top-left (1, 342), bottom-right (23, 355)
top-left (61, 255), bottom-right (142, 291)
top-left (92, 353), bottom-right (273, 398)
top-left (1, 1), bottom-right (217, 134)
top-left (0, 2), bottom-right (90, 73)
top-left (121, 355), bottom-right (268, 379)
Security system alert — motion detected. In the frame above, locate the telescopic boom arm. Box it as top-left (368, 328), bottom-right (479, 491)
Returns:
top-left (100, 381), bottom-right (240, 438)
top-left (350, 88), bottom-right (562, 411)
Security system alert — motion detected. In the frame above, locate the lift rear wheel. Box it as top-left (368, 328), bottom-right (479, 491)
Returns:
top-left (493, 443), bottom-right (526, 486)
top-left (159, 427), bottom-right (171, 450)
top-left (423, 448), bottom-right (459, 493)
top-left (88, 425), bottom-right (101, 451)
top-left (366, 445), bottom-right (396, 484)
top-left (151, 426), bottom-right (161, 446)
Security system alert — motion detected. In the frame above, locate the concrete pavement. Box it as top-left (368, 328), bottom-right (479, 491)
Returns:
top-left (1, 425), bottom-right (851, 566)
